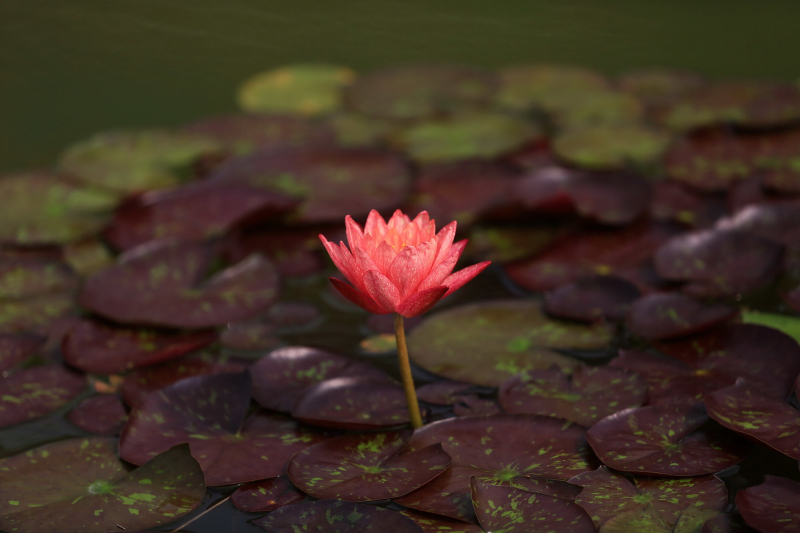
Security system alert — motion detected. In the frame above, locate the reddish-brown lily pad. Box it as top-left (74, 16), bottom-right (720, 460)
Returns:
top-left (568, 466), bottom-right (727, 529)
top-left (291, 376), bottom-right (410, 430)
top-left (119, 371), bottom-right (326, 485)
top-left (223, 226), bottom-right (329, 278)
top-left (254, 499), bottom-right (424, 532)
top-left (231, 476), bottom-right (306, 513)
top-left (208, 146), bottom-right (411, 224)
top-left (0, 438), bottom-right (204, 533)
top-left (452, 395), bottom-right (502, 417)
top-left (544, 275), bottom-right (641, 322)
top-left (66, 394), bottom-right (128, 435)
top-left (407, 299), bottom-right (612, 387)
top-left (0, 333), bottom-right (45, 372)
top-left (471, 479), bottom-right (595, 533)
top-left (654, 229), bottom-right (783, 297)
top-left (251, 346), bottom-right (391, 413)
top-left (79, 240), bottom-right (280, 328)
top-left (62, 318), bottom-right (216, 374)
top-left (498, 365), bottom-right (648, 426)
top-left (736, 476), bottom-right (800, 533)
top-left (416, 381), bottom-right (476, 405)
top-left (466, 224), bottom-right (560, 263)
top-left (705, 379), bottom-right (800, 460)
top-left (586, 403), bottom-right (752, 476)
top-left (626, 293), bottom-right (738, 340)
top-left (400, 510), bottom-right (485, 533)
top-left (104, 182), bottom-right (298, 251)
top-left (650, 180), bottom-right (728, 228)
top-left (0, 365), bottom-right (86, 427)
top-left (0, 256), bottom-right (79, 299)
top-left (289, 430), bottom-right (451, 501)
top-left (716, 202), bottom-right (800, 246)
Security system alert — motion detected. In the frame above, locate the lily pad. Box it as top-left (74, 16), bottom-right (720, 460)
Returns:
top-left (452, 395), bottom-right (502, 417)
top-left (0, 365), bottom-right (86, 427)
top-left (208, 146), bottom-right (411, 224)
top-left (546, 89), bottom-right (645, 129)
top-left (466, 225), bottom-right (560, 263)
top-left (654, 229), bottom-right (782, 297)
top-left (736, 476), bottom-right (800, 533)
top-left (498, 365), bottom-right (647, 426)
top-left (544, 275), bottom-right (640, 322)
top-left (407, 299), bottom-right (613, 387)
top-left (58, 129), bottom-right (219, 194)
top-left (716, 202), bottom-right (800, 246)
top-left (237, 64), bottom-right (355, 115)
top-left (250, 346), bottom-right (391, 412)
top-left (104, 181), bottom-right (298, 251)
top-left (231, 476), bottom-right (306, 513)
top-left (0, 172), bottom-right (118, 245)
top-left (254, 499), bottom-right (424, 532)
top-left (223, 226), bottom-right (328, 278)
top-left (288, 430), bottom-right (451, 501)
top-left (568, 466), bottom-right (727, 529)
top-left (496, 65), bottom-right (610, 112)
top-left (617, 69), bottom-right (706, 107)
top-left (62, 239), bottom-right (115, 277)
top-left (505, 221), bottom-right (680, 292)
top-left (0, 333), bottom-right (45, 373)
top-left (705, 379), bottom-right (800, 460)
top-left (119, 371), bottom-right (326, 485)
top-left (416, 381), bottom-right (475, 405)
top-left (0, 438), bottom-right (204, 533)
top-left (326, 112), bottom-right (396, 147)
top-left (79, 240), bottom-right (280, 328)
top-left (788, 286), bottom-right (800, 314)
top-left (400, 510), bottom-right (485, 533)
top-left (66, 394), bottom-right (128, 435)
top-left (626, 293), bottom-right (738, 340)
top-left (585, 403), bottom-right (752, 476)
top-left (650, 180), bottom-right (728, 228)
top-left (742, 311), bottom-right (800, 344)
top-left (62, 318), bottom-right (216, 374)
top-left (344, 65), bottom-right (497, 120)
top-left (471, 478), bottom-right (596, 533)
top-left (291, 376), bottom-right (410, 430)
top-left (601, 505), bottom-right (721, 533)
top-left (396, 112), bottom-right (539, 163)
top-left (553, 124), bottom-right (672, 169)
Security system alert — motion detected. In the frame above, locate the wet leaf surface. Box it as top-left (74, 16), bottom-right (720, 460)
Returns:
top-left (255, 499), bottom-right (425, 532)
top-left (626, 293), bottom-right (738, 340)
top-left (407, 300), bottom-right (612, 386)
top-left (586, 403), bottom-right (752, 476)
top-left (66, 394), bottom-right (128, 435)
top-left (289, 430), bottom-right (451, 501)
top-left (0, 365), bottom-right (86, 427)
top-left (230, 475), bottom-right (306, 513)
top-left (0, 438), bottom-right (204, 533)
top-left (736, 476), bottom-right (800, 533)
top-left (498, 365), bottom-right (647, 426)
top-left (0, 333), bottom-right (45, 373)
top-left (544, 275), bottom-right (640, 322)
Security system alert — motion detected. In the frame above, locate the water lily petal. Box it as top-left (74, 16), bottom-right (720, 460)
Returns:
top-left (365, 209), bottom-right (388, 239)
top-left (396, 286), bottom-right (448, 318)
top-left (433, 221), bottom-right (457, 264)
top-left (364, 269), bottom-right (402, 311)
top-left (418, 246), bottom-right (462, 292)
top-left (320, 236), bottom-right (357, 284)
top-left (330, 277), bottom-right (390, 314)
top-left (388, 209), bottom-right (411, 232)
top-left (389, 246), bottom-right (424, 298)
top-left (371, 241), bottom-right (397, 275)
top-left (442, 261), bottom-right (491, 297)
top-left (345, 215), bottom-right (365, 249)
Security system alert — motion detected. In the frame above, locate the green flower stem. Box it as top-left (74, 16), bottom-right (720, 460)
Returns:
top-left (394, 313), bottom-right (423, 429)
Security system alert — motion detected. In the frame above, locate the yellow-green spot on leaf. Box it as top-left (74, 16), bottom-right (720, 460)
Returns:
top-left (129, 508), bottom-right (140, 515)
top-left (8, 501), bottom-right (19, 506)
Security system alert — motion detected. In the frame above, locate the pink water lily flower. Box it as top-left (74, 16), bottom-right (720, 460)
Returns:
top-left (320, 210), bottom-right (490, 317)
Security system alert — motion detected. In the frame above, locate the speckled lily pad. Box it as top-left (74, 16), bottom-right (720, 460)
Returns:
top-left (0, 365), bottom-right (86, 427)
top-left (553, 124), bottom-right (671, 169)
top-left (237, 64), bottom-right (355, 115)
top-left (498, 365), bottom-right (647, 426)
top-left (254, 499), bottom-right (424, 532)
top-left (407, 299), bottom-right (612, 387)
top-left (716, 202), bottom-right (800, 246)
top-left (223, 226), bottom-right (330, 278)
top-left (66, 394), bottom-right (128, 435)
top-left (231, 476), bottom-right (306, 513)
top-left (496, 65), bottom-right (610, 112)
top-left (400, 510), bottom-right (485, 533)
top-left (586, 403), bottom-right (752, 476)
top-left (626, 293), bottom-right (738, 340)
top-left (0, 333), bottom-right (45, 373)
top-left (736, 476), bottom-right (800, 533)
top-left (288, 430), bottom-right (450, 501)
top-left (0, 438), bottom-right (204, 533)
top-left (649, 180), bottom-right (728, 228)
top-left (544, 275), bottom-right (640, 322)
top-left (466, 225), bottom-right (560, 263)
top-left (617, 69), bottom-right (706, 107)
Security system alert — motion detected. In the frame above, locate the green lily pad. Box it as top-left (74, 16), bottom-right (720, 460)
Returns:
top-left (496, 65), bottom-right (610, 112)
top-left (467, 225), bottom-right (560, 263)
top-left (0, 172), bottom-right (118, 245)
top-left (568, 466), bottom-right (727, 529)
top-left (288, 430), bottom-right (451, 501)
top-left (741, 311), bottom-right (800, 344)
top-left (0, 365), bottom-right (86, 427)
top-left (736, 476), bottom-right (800, 533)
top-left (546, 89), bottom-right (645, 129)
top-left (58, 130), bottom-right (220, 194)
top-left (553, 124), bottom-right (671, 169)
top-left (0, 438), bottom-right (204, 533)
top-left (396, 112), bottom-right (539, 163)
top-left (617, 69), bottom-right (706, 107)
top-left (254, 499), bottom-right (424, 532)
top-left (237, 64), bottom-right (355, 116)
top-left (600, 506), bottom-right (720, 533)
top-left (326, 112), bottom-right (396, 147)
top-left (407, 299), bottom-right (613, 386)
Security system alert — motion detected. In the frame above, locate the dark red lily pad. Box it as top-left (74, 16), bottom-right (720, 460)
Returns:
top-left (717, 202), bottom-right (800, 246)
top-left (345, 65), bottom-right (497, 120)
top-left (553, 124), bottom-right (671, 169)
top-left (705, 379), bottom-right (800, 460)
top-left (736, 476), bottom-right (800, 533)
top-left (231, 476), bottom-right (306, 513)
top-left (250, 346), bottom-right (392, 412)
top-left (291, 376), bottom-right (410, 430)
top-left (119, 371), bottom-right (326, 485)
top-left (104, 181), bottom-right (298, 251)
top-left (650, 180), bottom-right (728, 228)
top-left (416, 381), bottom-right (475, 405)
top-left (79, 240), bottom-right (280, 328)
top-left (505, 221), bottom-right (680, 292)
top-left (289, 430), bottom-right (450, 501)
top-left (626, 293), bottom-right (738, 340)
top-left (407, 299), bottom-right (612, 387)
top-left (568, 466), bottom-right (727, 529)
top-left (498, 365), bottom-right (647, 426)
top-left (62, 318), bottom-right (216, 374)
top-left (452, 395), bottom-right (503, 417)
top-left (219, 321), bottom-right (281, 351)
top-left (586, 403), bottom-right (752, 476)
top-left (654, 229), bottom-right (783, 297)
top-left (400, 510), bottom-right (485, 533)
top-left (0, 365), bottom-right (86, 427)
top-left (223, 226), bottom-right (328, 277)
top-left (0, 333), bottom-right (45, 372)
top-left (254, 499), bottom-right (424, 532)
top-left (471, 478), bottom-right (595, 533)
top-left (209, 146), bottom-right (411, 224)
top-left (601, 506), bottom-right (721, 533)
top-left (66, 394), bottom-right (128, 435)
top-left (0, 438), bottom-right (204, 533)
top-left (544, 275), bottom-right (641, 322)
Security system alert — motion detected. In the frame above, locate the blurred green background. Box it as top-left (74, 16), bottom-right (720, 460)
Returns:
top-left (2, 0), bottom-right (799, 172)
